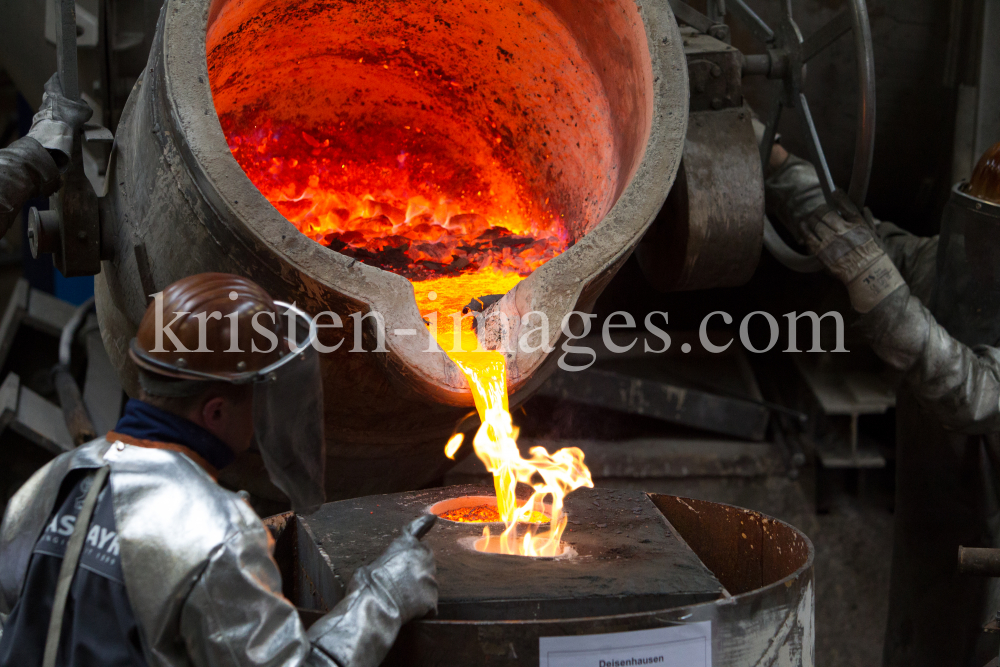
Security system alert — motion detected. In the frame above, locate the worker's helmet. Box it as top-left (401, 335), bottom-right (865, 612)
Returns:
top-left (130, 273), bottom-right (285, 380)
top-left (931, 141), bottom-right (1000, 347)
top-left (129, 273), bottom-right (326, 513)
top-left (967, 141), bottom-right (1000, 205)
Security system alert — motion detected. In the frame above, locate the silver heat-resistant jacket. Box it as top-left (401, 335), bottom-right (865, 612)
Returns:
top-left (766, 156), bottom-right (1000, 435)
top-left (0, 438), bottom-right (425, 667)
top-left (767, 157), bottom-right (1000, 667)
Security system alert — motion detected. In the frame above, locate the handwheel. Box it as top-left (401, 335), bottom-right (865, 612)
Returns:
top-left (727, 0), bottom-right (877, 272)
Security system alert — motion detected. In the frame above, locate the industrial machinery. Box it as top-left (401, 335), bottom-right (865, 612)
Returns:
top-left (0, 0), bottom-right (876, 501)
top-left (0, 1), bottom-right (889, 663)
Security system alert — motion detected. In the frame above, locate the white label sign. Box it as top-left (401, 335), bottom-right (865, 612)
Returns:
top-left (539, 622), bottom-right (712, 667)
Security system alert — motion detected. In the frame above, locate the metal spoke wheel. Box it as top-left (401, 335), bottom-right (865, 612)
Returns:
top-left (726, 0), bottom-right (877, 272)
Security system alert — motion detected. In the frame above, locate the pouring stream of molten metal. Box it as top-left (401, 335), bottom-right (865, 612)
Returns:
top-left (436, 321), bottom-right (593, 557)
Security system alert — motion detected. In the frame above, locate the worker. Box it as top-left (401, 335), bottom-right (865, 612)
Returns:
top-left (766, 138), bottom-right (1000, 666)
top-left (0, 273), bottom-right (438, 667)
top-left (0, 73), bottom-right (91, 237)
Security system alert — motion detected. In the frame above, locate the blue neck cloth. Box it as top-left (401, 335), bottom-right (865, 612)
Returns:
top-left (113, 399), bottom-right (235, 471)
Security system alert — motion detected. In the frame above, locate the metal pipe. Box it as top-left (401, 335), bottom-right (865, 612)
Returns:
top-left (59, 297), bottom-right (95, 367)
top-left (53, 297), bottom-right (97, 446)
top-left (847, 0), bottom-right (876, 206)
top-left (958, 546), bottom-right (1000, 577)
top-left (742, 53), bottom-right (771, 77)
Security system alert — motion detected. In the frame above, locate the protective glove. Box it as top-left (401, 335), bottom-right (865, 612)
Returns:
top-left (27, 74), bottom-right (93, 171)
top-left (800, 191), bottom-right (905, 313)
top-left (308, 514), bottom-right (438, 667)
top-left (0, 138), bottom-right (61, 238)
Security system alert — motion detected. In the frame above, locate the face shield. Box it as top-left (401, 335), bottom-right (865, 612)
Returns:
top-left (931, 184), bottom-right (1000, 347)
top-left (252, 302), bottom-right (325, 514)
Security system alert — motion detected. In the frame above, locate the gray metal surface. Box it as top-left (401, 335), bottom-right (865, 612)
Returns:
top-left (0, 280), bottom-right (121, 454)
top-left (25, 287), bottom-right (76, 336)
top-left (297, 485), bottom-right (724, 622)
top-left (973, 0), bottom-right (1000, 163)
top-left (82, 325), bottom-right (124, 435)
top-left (636, 104), bottom-right (763, 292)
top-left (53, 0), bottom-right (80, 99)
top-left (0, 281), bottom-right (29, 367)
top-left (844, 0), bottom-right (876, 206)
top-left (681, 29), bottom-right (745, 112)
top-left (278, 490), bottom-right (815, 666)
top-left (4, 373), bottom-right (74, 454)
top-left (538, 364), bottom-right (770, 441)
top-left (957, 547), bottom-right (1000, 577)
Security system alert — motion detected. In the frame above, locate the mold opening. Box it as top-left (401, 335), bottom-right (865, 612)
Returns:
top-left (473, 534), bottom-right (569, 558)
top-left (430, 495), bottom-right (550, 525)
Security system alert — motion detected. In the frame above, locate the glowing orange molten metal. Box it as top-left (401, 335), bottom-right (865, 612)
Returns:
top-left (221, 118), bottom-right (570, 315)
top-left (440, 504), bottom-right (549, 525)
top-left (446, 351), bottom-right (593, 557)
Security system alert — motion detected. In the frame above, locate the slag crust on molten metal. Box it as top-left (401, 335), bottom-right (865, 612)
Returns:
top-left (219, 115), bottom-right (570, 289)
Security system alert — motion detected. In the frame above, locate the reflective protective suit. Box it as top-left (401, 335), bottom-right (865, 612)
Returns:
top-left (0, 437), bottom-right (437, 667)
top-left (767, 157), bottom-right (1000, 667)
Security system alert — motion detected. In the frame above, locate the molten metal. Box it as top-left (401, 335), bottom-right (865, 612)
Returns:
top-left (446, 351), bottom-right (593, 557)
top-left (208, 0), bottom-right (618, 328)
top-left (440, 504), bottom-right (548, 524)
top-left (221, 119), bottom-right (570, 318)
top-left (207, 0), bottom-right (605, 555)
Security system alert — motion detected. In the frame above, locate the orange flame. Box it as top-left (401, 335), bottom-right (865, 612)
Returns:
top-left (224, 119), bottom-right (595, 556)
top-left (447, 350), bottom-right (593, 557)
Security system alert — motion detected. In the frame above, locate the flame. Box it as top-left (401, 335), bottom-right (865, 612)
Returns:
top-left (444, 433), bottom-right (465, 459)
top-left (447, 349), bottom-right (593, 557)
top-left (223, 118), bottom-right (594, 556)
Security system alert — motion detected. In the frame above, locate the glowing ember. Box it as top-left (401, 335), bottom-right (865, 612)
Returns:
top-left (440, 504), bottom-right (549, 524)
top-left (221, 117), bottom-right (571, 303)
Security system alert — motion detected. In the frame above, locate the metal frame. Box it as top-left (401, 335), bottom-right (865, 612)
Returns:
top-left (677, 0), bottom-right (877, 274)
top-left (28, 0), bottom-right (104, 277)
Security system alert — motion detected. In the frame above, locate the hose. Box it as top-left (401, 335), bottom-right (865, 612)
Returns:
top-left (52, 296), bottom-right (97, 446)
